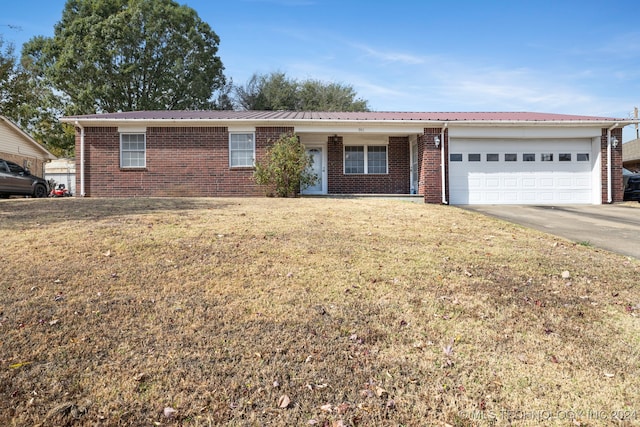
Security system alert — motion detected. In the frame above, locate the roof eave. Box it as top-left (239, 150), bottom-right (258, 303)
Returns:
top-left (60, 117), bottom-right (638, 128)
top-left (0, 115), bottom-right (57, 160)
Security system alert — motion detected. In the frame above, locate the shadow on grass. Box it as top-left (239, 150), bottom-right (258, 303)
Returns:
top-left (0, 197), bottom-right (235, 229)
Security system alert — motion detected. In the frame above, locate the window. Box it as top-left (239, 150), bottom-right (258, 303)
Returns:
top-left (229, 133), bottom-right (255, 167)
top-left (486, 153), bottom-right (499, 162)
top-left (541, 153), bottom-right (553, 162)
top-left (450, 153), bottom-right (463, 162)
top-left (344, 146), bottom-right (364, 174)
top-left (559, 153), bottom-right (571, 162)
top-left (468, 153), bottom-right (481, 162)
top-left (367, 146), bottom-right (387, 174)
top-left (120, 133), bottom-right (146, 168)
top-left (505, 153), bottom-right (517, 162)
top-left (523, 153), bottom-right (535, 162)
top-left (344, 145), bottom-right (387, 174)
top-left (577, 153), bottom-right (590, 162)
top-left (7, 161), bottom-right (25, 173)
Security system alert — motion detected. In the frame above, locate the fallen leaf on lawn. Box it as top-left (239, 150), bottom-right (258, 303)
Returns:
top-left (305, 355), bottom-right (312, 363)
top-left (278, 394), bottom-right (291, 408)
top-left (604, 372), bottom-right (615, 378)
top-left (337, 402), bottom-right (350, 414)
top-left (163, 407), bottom-right (177, 418)
top-left (320, 404), bottom-right (333, 413)
top-left (307, 420), bottom-right (318, 425)
top-left (443, 338), bottom-right (454, 357)
top-left (103, 250), bottom-right (112, 257)
top-left (360, 389), bottom-right (374, 398)
top-left (9, 361), bottom-right (32, 369)
top-left (273, 380), bottom-right (280, 388)
top-left (48, 319), bottom-right (60, 326)
top-left (375, 386), bottom-right (388, 398)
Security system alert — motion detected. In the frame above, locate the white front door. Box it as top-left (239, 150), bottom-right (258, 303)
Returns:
top-left (301, 146), bottom-right (326, 194)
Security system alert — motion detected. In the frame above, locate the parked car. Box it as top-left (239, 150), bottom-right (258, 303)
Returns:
top-left (623, 168), bottom-right (640, 202)
top-left (0, 158), bottom-right (49, 198)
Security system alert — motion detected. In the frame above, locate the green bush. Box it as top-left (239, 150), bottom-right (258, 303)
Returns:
top-left (253, 133), bottom-right (317, 197)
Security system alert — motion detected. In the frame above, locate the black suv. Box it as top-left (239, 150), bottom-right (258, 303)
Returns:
top-left (623, 168), bottom-right (640, 202)
top-left (0, 159), bottom-right (49, 198)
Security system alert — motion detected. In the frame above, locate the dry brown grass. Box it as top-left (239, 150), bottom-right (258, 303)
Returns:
top-left (1, 197), bottom-right (639, 426)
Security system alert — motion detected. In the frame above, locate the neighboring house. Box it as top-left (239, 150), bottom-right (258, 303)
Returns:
top-left (0, 115), bottom-right (56, 178)
top-left (622, 138), bottom-right (640, 172)
top-left (61, 111), bottom-right (636, 205)
top-left (44, 158), bottom-right (76, 195)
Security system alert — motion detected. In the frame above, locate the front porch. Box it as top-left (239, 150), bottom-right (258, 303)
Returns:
top-left (298, 130), bottom-right (445, 203)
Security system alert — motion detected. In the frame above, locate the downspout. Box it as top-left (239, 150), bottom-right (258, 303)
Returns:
top-left (75, 120), bottom-right (86, 197)
top-left (606, 122), bottom-right (619, 204)
top-left (441, 122), bottom-right (448, 204)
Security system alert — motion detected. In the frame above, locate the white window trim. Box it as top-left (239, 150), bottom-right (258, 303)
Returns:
top-left (343, 144), bottom-right (388, 175)
top-left (120, 132), bottom-right (146, 169)
top-left (229, 132), bottom-right (256, 168)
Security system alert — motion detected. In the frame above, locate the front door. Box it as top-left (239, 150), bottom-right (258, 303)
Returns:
top-left (410, 141), bottom-right (419, 194)
top-left (301, 146), bottom-right (326, 194)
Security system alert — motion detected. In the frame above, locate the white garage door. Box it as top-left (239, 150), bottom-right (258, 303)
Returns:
top-left (448, 139), bottom-right (594, 205)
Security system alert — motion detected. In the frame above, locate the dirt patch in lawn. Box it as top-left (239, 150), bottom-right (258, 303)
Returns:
top-left (1, 197), bottom-right (639, 426)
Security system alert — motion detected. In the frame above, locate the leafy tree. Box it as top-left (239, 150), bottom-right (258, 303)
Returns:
top-left (22, 0), bottom-right (226, 114)
top-left (235, 72), bottom-right (296, 111)
top-left (235, 72), bottom-right (369, 111)
top-left (210, 77), bottom-right (235, 111)
top-left (0, 36), bottom-right (73, 157)
top-left (254, 133), bottom-right (317, 197)
top-left (298, 79), bottom-right (369, 111)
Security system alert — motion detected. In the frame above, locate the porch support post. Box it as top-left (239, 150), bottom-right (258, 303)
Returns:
top-left (421, 128), bottom-right (443, 204)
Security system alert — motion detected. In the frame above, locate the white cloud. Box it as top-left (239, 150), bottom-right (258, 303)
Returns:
top-left (349, 43), bottom-right (428, 65)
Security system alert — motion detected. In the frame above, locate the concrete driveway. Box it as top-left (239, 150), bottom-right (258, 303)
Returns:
top-left (461, 204), bottom-right (640, 259)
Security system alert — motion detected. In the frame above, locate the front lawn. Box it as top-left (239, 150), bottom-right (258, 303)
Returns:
top-left (1, 198), bottom-right (638, 426)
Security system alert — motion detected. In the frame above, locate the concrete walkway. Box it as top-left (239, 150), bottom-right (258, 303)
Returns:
top-left (460, 204), bottom-right (640, 259)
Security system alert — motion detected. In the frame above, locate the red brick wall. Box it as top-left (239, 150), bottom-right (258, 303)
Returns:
top-left (75, 126), bottom-right (294, 197)
top-left (421, 128), bottom-right (444, 203)
top-left (327, 135), bottom-right (410, 194)
top-left (600, 127), bottom-right (624, 203)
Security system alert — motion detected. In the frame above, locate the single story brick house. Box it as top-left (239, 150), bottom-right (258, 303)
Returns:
top-left (61, 110), bottom-right (636, 204)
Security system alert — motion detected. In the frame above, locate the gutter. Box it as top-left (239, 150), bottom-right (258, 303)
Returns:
top-left (75, 120), bottom-right (86, 197)
top-left (606, 122), bottom-right (619, 204)
top-left (441, 123), bottom-right (448, 204)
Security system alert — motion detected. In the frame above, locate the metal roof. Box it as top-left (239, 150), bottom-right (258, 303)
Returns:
top-left (63, 110), bottom-right (627, 122)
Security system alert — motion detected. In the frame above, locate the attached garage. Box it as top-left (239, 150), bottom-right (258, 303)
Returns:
top-left (63, 111), bottom-right (633, 204)
top-left (449, 138), bottom-right (598, 204)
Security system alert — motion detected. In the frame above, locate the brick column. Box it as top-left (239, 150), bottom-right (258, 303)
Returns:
top-left (421, 128), bottom-right (443, 204)
top-left (600, 127), bottom-right (624, 203)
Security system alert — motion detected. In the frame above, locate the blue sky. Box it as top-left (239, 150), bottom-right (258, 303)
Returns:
top-left (2, 0), bottom-right (640, 140)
